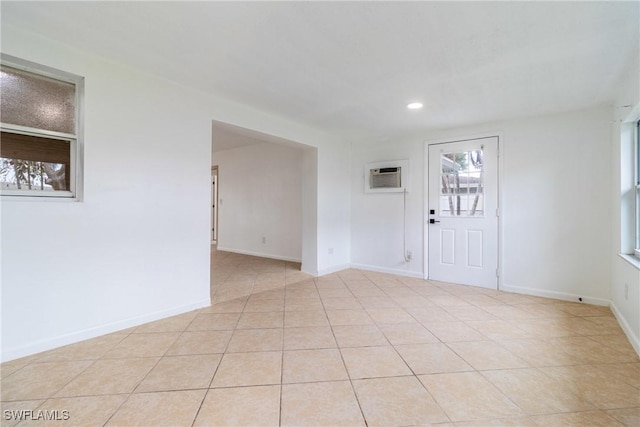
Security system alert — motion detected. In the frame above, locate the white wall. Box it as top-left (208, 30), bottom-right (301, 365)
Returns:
top-left (0, 25), bottom-right (351, 361)
top-left (316, 141), bottom-right (352, 275)
top-left (352, 106), bottom-right (613, 304)
top-left (213, 141), bottom-right (303, 262)
top-left (351, 144), bottom-right (423, 277)
top-left (1, 27), bottom-right (213, 361)
top-left (610, 46), bottom-right (640, 354)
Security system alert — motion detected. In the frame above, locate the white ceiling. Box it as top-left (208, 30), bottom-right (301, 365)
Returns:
top-left (2, 1), bottom-right (638, 144)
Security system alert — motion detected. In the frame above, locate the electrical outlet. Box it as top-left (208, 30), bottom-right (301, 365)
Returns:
top-left (625, 283), bottom-right (629, 300)
top-left (261, 237), bottom-right (266, 244)
top-left (328, 248), bottom-right (334, 255)
top-left (406, 250), bottom-right (412, 261)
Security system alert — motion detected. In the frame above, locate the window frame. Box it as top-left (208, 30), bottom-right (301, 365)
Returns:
top-left (0, 54), bottom-right (84, 200)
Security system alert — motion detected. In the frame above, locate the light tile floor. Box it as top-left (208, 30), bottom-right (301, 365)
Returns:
top-left (1, 249), bottom-right (639, 426)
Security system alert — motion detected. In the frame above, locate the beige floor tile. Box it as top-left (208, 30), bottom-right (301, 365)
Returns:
top-left (285, 289), bottom-right (320, 300)
top-left (379, 322), bottom-right (439, 345)
top-left (283, 326), bottom-right (337, 350)
top-left (318, 288), bottom-right (354, 298)
top-left (460, 294), bottom-right (505, 307)
top-left (465, 320), bottom-right (531, 341)
top-left (201, 299), bottom-right (247, 313)
top-left (332, 324), bottom-right (389, 348)
top-left (606, 407), bottom-right (640, 427)
top-left (419, 372), bottom-right (525, 422)
top-left (447, 341), bottom-right (530, 370)
top-left (243, 299), bottom-right (285, 313)
top-left (349, 287), bottom-right (387, 298)
top-left (102, 332), bottom-right (180, 358)
top-left (357, 296), bottom-right (400, 308)
top-left (443, 305), bottom-right (497, 321)
top-left (18, 395), bottom-right (126, 427)
top-left (497, 338), bottom-right (576, 367)
top-left (105, 390), bottom-right (205, 427)
top-left (194, 385), bottom-right (280, 427)
top-left (547, 336), bottom-right (637, 365)
top-left (353, 376), bottom-right (449, 426)
top-left (284, 299), bottom-right (324, 312)
top-left (1, 361), bottom-right (92, 401)
top-left (1, 400), bottom-right (45, 427)
top-left (35, 334), bottom-right (126, 362)
top-left (136, 354), bottom-right (221, 392)
top-left (210, 351), bottom-right (282, 387)
top-left (283, 348), bottom-right (348, 383)
top-left (236, 311), bottom-right (284, 329)
top-left (165, 330), bottom-right (232, 355)
top-left (454, 417), bottom-right (539, 426)
top-left (512, 319), bottom-right (575, 339)
top-left (341, 346), bottom-right (411, 379)
top-left (321, 297), bottom-right (362, 310)
top-left (588, 362), bottom-right (640, 389)
top-left (55, 358), bottom-right (158, 397)
top-left (481, 305), bottom-right (536, 320)
top-left (424, 322), bottom-right (487, 342)
top-left (284, 310), bottom-right (329, 327)
top-left (529, 410), bottom-right (626, 426)
top-left (391, 295), bottom-right (434, 308)
top-left (326, 309), bottom-right (374, 326)
top-left (186, 313), bottom-right (240, 331)
top-left (281, 381), bottom-right (365, 426)
top-left (541, 365), bottom-right (640, 409)
top-left (428, 295), bottom-right (474, 307)
top-left (366, 308), bottom-right (416, 324)
top-left (133, 311), bottom-right (198, 333)
top-left (482, 368), bottom-right (595, 414)
top-left (588, 334), bottom-right (639, 358)
top-left (395, 343), bottom-right (473, 375)
top-left (0, 359), bottom-right (30, 379)
top-left (226, 328), bottom-right (283, 352)
top-left (406, 307), bottom-right (458, 323)
top-left (555, 303), bottom-right (612, 317)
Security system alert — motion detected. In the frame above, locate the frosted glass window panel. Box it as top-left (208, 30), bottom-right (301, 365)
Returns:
top-left (1, 65), bottom-right (76, 135)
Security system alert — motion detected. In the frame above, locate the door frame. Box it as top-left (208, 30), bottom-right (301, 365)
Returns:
top-left (211, 165), bottom-right (219, 244)
top-left (423, 132), bottom-right (504, 289)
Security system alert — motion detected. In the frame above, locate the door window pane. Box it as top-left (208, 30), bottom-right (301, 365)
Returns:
top-left (440, 149), bottom-right (484, 217)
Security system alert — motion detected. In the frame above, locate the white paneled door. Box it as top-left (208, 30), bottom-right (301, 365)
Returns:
top-left (428, 137), bottom-right (499, 289)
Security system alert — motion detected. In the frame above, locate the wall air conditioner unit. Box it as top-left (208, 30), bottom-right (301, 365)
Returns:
top-left (365, 160), bottom-right (409, 193)
top-left (371, 167), bottom-right (401, 189)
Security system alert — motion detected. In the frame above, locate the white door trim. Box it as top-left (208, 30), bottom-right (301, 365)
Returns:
top-left (423, 132), bottom-right (504, 289)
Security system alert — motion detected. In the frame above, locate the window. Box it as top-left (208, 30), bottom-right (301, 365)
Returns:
top-left (439, 148), bottom-right (484, 217)
top-left (0, 54), bottom-right (83, 198)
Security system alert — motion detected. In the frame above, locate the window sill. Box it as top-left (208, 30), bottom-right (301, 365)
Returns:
top-left (1, 194), bottom-right (78, 202)
top-left (619, 253), bottom-right (640, 271)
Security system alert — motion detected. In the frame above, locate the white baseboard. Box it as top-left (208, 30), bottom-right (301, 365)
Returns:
top-left (1, 299), bottom-right (210, 363)
top-left (216, 246), bottom-right (301, 263)
top-left (610, 301), bottom-right (640, 356)
top-left (351, 263), bottom-right (424, 279)
top-left (500, 284), bottom-right (610, 307)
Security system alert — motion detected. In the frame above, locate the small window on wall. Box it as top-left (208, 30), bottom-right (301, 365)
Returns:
top-left (0, 54), bottom-right (83, 198)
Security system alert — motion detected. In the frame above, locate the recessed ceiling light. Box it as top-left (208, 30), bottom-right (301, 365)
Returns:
top-left (407, 102), bottom-right (423, 110)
